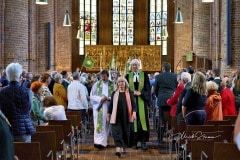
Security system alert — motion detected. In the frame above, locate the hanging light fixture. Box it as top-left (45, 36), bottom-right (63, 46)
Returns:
top-left (175, 7), bottom-right (183, 23)
top-left (63, 10), bottom-right (71, 26)
top-left (202, 0), bottom-right (214, 2)
top-left (35, 0), bottom-right (48, 5)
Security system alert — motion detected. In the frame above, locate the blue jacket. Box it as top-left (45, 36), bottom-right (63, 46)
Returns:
top-left (0, 81), bottom-right (35, 136)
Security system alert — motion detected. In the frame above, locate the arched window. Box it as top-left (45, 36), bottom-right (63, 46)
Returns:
top-left (113, 0), bottom-right (134, 45)
top-left (78, 0), bottom-right (97, 55)
top-left (149, 0), bottom-right (167, 55)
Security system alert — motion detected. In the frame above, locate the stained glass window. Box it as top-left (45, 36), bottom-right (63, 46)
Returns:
top-left (78, 0), bottom-right (97, 55)
top-left (149, 0), bottom-right (167, 55)
top-left (113, 0), bottom-right (134, 45)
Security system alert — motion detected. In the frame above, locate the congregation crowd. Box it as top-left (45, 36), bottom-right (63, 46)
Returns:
top-left (1, 60), bottom-right (240, 159)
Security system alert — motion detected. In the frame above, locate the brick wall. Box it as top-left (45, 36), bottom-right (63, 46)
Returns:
top-left (174, 0), bottom-right (192, 71)
top-left (0, 0), bottom-right (4, 66)
top-left (193, 1), bottom-right (211, 57)
top-left (227, 0), bottom-right (240, 72)
top-left (55, 0), bottom-right (72, 72)
top-left (4, 0), bottom-right (29, 69)
top-left (37, 0), bottom-right (55, 73)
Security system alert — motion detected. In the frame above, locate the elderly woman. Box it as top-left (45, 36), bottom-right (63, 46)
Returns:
top-left (108, 76), bottom-right (137, 157)
top-left (182, 71), bottom-right (207, 125)
top-left (167, 72), bottom-right (184, 117)
top-left (40, 73), bottom-right (52, 101)
top-left (205, 81), bottom-right (223, 120)
top-left (31, 81), bottom-right (46, 125)
top-left (0, 63), bottom-right (35, 142)
top-left (53, 73), bottom-right (68, 109)
top-left (43, 96), bottom-right (67, 120)
top-left (220, 77), bottom-right (237, 116)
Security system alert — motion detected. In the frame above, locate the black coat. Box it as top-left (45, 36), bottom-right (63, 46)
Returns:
top-left (154, 71), bottom-right (178, 107)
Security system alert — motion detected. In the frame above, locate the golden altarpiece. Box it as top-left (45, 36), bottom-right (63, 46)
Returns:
top-left (85, 45), bottom-right (161, 74)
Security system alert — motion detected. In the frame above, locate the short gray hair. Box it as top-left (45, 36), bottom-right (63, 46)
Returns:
top-left (54, 73), bottom-right (62, 82)
top-left (72, 72), bottom-right (80, 80)
top-left (181, 72), bottom-right (191, 84)
top-left (6, 63), bottom-right (22, 81)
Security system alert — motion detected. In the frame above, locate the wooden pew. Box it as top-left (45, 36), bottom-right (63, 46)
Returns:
top-left (36, 125), bottom-right (65, 158)
top-left (14, 142), bottom-right (41, 160)
top-left (48, 120), bottom-right (72, 143)
top-left (213, 142), bottom-right (240, 160)
top-left (32, 131), bottom-right (56, 160)
top-left (218, 125), bottom-right (234, 143)
top-left (191, 141), bottom-right (214, 160)
top-left (206, 120), bottom-right (231, 130)
top-left (223, 115), bottom-right (237, 125)
top-left (48, 120), bottom-right (74, 159)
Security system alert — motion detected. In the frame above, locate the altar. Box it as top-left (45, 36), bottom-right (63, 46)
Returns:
top-left (85, 45), bottom-right (162, 74)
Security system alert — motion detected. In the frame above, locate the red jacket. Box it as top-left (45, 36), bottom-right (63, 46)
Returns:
top-left (167, 83), bottom-right (184, 116)
top-left (221, 87), bottom-right (237, 116)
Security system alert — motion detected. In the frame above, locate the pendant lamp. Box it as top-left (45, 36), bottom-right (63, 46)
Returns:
top-left (63, 10), bottom-right (71, 26)
top-left (35, 0), bottom-right (48, 5)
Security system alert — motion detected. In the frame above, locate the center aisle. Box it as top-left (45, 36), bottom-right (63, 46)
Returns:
top-left (75, 115), bottom-right (177, 160)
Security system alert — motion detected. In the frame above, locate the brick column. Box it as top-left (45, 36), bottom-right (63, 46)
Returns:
top-left (4, 0), bottom-right (29, 69)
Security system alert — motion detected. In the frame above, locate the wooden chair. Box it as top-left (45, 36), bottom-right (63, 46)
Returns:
top-left (190, 131), bottom-right (224, 160)
top-left (191, 140), bottom-right (214, 160)
top-left (36, 125), bottom-right (65, 159)
top-left (187, 125), bottom-right (215, 135)
top-left (32, 131), bottom-right (56, 160)
top-left (171, 116), bottom-right (178, 134)
top-left (177, 120), bottom-right (186, 133)
top-left (66, 114), bottom-right (83, 155)
top-left (223, 115), bottom-right (237, 125)
top-left (213, 142), bottom-right (240, 160)
top-left (48, 120), bottom-right (74, 159)
top-left (14, 142), bottom-right (41, 160)
top-left (191, 131), bottom-right (225, 142)
top-left (65, 111), bottom-right (81, 129)
top-left (186, 125), bottom-right (214, 152)
top-left (48, 120), bottom-right (72, 143)
top-left (206, 120), bottom-right (231, 130)
top-left (218, 125), bottom-right (234, 142)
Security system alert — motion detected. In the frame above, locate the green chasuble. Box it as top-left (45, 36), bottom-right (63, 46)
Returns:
top-left (96, 80), bottom-right (114, 133)
top-left (129, 71), bottom-right (147, 132)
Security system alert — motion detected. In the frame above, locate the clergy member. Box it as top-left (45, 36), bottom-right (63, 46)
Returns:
top-left (125, 59), bottom-right (151, 151)
top-left (90, 70), bottom-right (115, 149)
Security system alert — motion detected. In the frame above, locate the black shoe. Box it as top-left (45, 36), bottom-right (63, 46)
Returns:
top-left (115, 152), bottom-right (121, 157)
top-left (141, 142), bottom-right (148, 151)
top-left (94, 144), bottom-right (105, 149)
top-left (122, 148), bottom-right (127, 155)
top-left (94, 144), bottom-right (100, 149)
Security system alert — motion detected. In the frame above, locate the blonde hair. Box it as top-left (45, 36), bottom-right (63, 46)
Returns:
top-left (206, 81), bottom-right (218, 92)
top-left (116, 76), bottom-right (129, 90)
top-left (191, 71), bottom-right (207, 95)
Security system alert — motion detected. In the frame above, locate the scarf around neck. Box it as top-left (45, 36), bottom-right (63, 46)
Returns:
top-left (110, 89), bottom-right (133, 124)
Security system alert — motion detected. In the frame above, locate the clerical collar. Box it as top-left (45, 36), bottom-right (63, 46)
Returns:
top-left (134, 72), bottom-right (139, 75)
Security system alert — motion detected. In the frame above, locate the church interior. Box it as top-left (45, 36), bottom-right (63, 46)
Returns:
top-left (1, 0), bottom-right (240, 160)
top-left (0, 0), bottom-right (239, 75)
